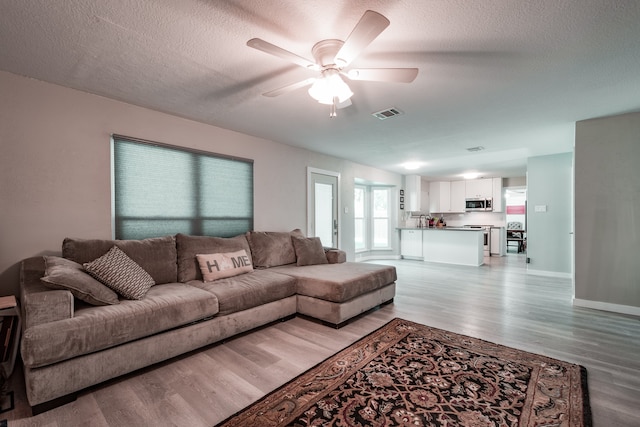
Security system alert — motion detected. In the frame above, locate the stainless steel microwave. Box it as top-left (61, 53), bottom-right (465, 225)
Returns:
top-left (465, 198), bottom-right (493, 211)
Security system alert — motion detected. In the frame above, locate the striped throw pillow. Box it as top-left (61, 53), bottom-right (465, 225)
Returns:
top-left (84, 245), bottom-right (155, 300)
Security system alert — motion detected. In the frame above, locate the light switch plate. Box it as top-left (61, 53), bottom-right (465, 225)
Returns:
top-left (534, 205), bottom-right (547, 212)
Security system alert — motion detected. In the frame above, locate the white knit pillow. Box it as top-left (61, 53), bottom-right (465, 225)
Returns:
top-left (84, 246), bottom-right (155, 300)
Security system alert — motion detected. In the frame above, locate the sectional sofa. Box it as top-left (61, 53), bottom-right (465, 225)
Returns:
top-left (19, 230), bottom-right (396, 413)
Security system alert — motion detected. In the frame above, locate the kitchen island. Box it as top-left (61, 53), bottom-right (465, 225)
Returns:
top-left (399, 227), bottom-right (485, 266)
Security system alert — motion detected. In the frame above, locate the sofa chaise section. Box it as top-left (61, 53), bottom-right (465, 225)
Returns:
top-left (272, 262), bottom-right (397, 327)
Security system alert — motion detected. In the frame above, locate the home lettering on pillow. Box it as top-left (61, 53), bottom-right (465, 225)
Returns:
top-left (196, 250), bottom-right (253, 282)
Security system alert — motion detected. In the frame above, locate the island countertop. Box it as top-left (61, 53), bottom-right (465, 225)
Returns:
top-left (396, 227), bottom-right (484, 231)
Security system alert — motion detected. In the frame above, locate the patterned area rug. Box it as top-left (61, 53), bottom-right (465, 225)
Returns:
top-left (217, 318), bottom-right (591, 426)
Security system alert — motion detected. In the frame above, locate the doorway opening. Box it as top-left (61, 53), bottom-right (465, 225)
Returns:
top-left (505, 187), bottom-right (527, 256)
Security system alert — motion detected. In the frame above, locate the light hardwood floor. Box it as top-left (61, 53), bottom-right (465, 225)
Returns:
top-left (4, 254), bottom-right (640, 426)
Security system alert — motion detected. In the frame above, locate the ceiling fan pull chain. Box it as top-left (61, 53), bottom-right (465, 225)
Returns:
top-left (330, 97), bottom-right (338, 118)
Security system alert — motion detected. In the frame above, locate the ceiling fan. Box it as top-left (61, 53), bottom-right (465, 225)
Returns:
top-left (247, 10), bottom-right (418, 117)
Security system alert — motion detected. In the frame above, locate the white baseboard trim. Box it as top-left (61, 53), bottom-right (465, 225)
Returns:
top-left (355, 255), bottom-right (402, 262)
top-left (526, 269), bottom-right (572, 279)
top-left (573, 298), bottom-right (640, 317)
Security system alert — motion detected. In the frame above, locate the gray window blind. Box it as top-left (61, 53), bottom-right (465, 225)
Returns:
top-left (112, 136), bottom-right (253, 239)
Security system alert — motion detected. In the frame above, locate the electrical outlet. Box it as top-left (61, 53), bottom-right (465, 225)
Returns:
top-left (527, 257), bottom-right (531, 263)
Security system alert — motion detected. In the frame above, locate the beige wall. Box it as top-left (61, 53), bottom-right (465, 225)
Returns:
top-left (574, 111), bottom-right (640, 313)
top-left (0, 71), bottom-right (401, 296)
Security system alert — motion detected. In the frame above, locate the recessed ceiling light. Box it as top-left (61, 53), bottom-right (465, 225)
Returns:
top-left (402, 162), bottom-right (421, 170)
top-left (462, 172), bottom-right (480, 179)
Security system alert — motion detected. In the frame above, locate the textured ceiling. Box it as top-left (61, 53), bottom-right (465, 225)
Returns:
top-left (1, 0), bottom-right (639, 179)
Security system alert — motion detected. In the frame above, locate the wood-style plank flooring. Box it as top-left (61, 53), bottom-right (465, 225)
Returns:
top-left (4, 254), bottom-right (640, 426)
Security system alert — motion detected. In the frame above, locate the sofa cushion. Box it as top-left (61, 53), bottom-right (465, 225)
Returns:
top-left (292, 237), bottom-right (328, 266)
top-left (62, 235), bottom-right (177, 285)
top-left (40, 256), bottom-right (119, 306)
top-left (21, 282), bottom-right (219, 368)
top-left (246, 229), bottom-right (304, 268)
top-left (196, 250), bottom-right (253, 282)
top-left (271, 262), bottom-right (397, 303)
top-left (176, 233), bottom-right (252, 282)
top-left (84, 246), bottom-right (155, 300)
top-left (186, 269), bottom-right (296, 315)
top-left (325, 249), bottom-right (347, 264)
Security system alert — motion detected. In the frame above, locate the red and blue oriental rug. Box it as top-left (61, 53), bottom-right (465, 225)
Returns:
top-left (217, 318), bottom-right (591, 426)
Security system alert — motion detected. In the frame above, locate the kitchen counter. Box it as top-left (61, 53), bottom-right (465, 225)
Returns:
top-left (396, 227), bottom-right (484, 231)
top-left (398, 227), bottom-right (484, 266)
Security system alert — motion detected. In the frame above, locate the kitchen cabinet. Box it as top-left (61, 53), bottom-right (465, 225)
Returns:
top-left (405, 175), bottom-right (421, 212)
top-left (450, 180), bottom-right (466, 212)
top-left (422, 228), bottom-right (484, 266)
top-left (465, 178), bottom-right (493, 199)
top-left (429, 181), bottom-right (450, 213)
top-left (492, 177), bottom-right (503, 212)
top-left (400, 229), bottom-right (423, 259)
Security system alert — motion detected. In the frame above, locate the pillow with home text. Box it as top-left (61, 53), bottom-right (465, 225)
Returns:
top-left (196, 250), bottom-right (253, 282)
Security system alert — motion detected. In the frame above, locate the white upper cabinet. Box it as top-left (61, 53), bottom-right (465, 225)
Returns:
top-left (450, 181), bottom-right (466, 212)
top-left (492, 177), bottom-right (503, 212)
top-left (465, 178), bottom-right (493, 199)
top-left (429, 181), bottom-right (451, 213)
top-left (405, 174), bottom-right (421, 212)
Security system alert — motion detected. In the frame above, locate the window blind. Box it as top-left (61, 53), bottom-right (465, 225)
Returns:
top-left (112, 136), bottom-right (253, 239)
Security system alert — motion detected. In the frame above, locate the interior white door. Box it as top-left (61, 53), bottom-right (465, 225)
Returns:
top-left (308, 170), bottom-right (339, 248)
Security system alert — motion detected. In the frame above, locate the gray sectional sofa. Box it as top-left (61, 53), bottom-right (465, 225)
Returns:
top-left (19, 230), bottom-right (396, 413)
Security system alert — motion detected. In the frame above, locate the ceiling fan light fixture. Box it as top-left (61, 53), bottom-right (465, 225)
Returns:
top-left (308, 69), bottom-right (353, 105)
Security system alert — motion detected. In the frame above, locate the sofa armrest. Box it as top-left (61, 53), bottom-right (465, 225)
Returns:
top-left (20, 257), bottom-right (74, 330)
top-left (325, 249), bottom-right (347, 264)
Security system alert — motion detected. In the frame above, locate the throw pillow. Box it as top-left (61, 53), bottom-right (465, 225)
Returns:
top-left (40, 256), bottom-right (120, 305)
top-left (292, 237), bottom-right (329, 266)
top-left (175, 233), bottom-right (253, 282)
top-left (246, 229), bottom-right (304, 268)
top-left (196, 250), bottom-right (253, 282)
top-left (83, 246), bottom-right (155, 300)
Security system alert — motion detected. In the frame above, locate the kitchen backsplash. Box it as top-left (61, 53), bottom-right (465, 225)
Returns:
top-left (402, 211), bottom-right (506, 228)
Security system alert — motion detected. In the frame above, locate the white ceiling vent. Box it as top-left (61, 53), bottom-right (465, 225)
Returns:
top-left (466, 146), bottom-right (485, 152)
top-left (372, 107), bottom-right (403, 120)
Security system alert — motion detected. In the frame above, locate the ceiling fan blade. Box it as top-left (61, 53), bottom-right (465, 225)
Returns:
top-left (345, 68), bottom-right (418, 83)
top-left (247, 38), bottom-right (319, 70)
top-left (334, 10), bottom-right (390, 67)
top-left (336, 98), bottom-right (352, 109)
top-left (263, 78), bottom-right (317, 97)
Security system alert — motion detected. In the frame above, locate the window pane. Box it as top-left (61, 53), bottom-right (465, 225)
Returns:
top-left (199, 156), bottom-right (253, 217)
top-left (117, 219), bottom-right (193, 240)
top-left (373, 218), bottom-right (389, 247)
top-left (315, 182), bottom-right (334, 247)
top-left (373, 188), bottom-right (389, 217)
top-left (114, 141), bottom-right (195, 218)
top-left (354, 187), bottom-right (365, 217)
top-left (354, 218), bottom-right (365, 250)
